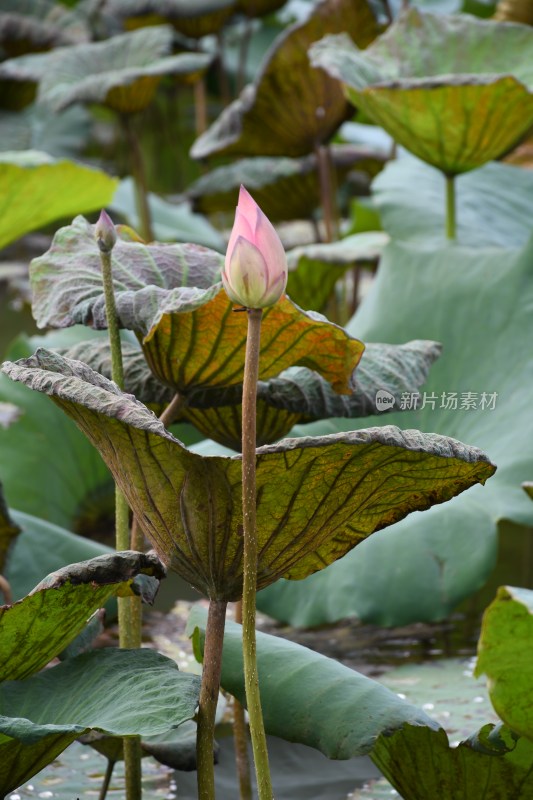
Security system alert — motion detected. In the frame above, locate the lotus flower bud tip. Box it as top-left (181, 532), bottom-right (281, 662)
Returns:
top-left (222, 185), bottom-right (287, 309)
top-left (95, 209), bottom-right (117, 253)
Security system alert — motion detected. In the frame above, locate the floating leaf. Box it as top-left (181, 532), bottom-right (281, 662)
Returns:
top-left (0, 153), bottom-right (117, 251)
top-left (2, 351), bottom-right (495, 601)
top-left (38, 26), bottom-right (213, 113)
top-left (109, 0), bottom-right (237, 38)
top-left (286, 232), bottom-right (388, 312)
top-left (310, 10), bottom-right (533, 175)
top-left (0, 550), bottom-right (165, 681)
top-left (0, 647), bottom-right (200, 796)
top-left (476, 586), bottom-right (533, 741)
top-left (30, 215), bottom-right (223, 330)
top-left (187, 605), bottom-right (439, 757)
top-left (190, 0), bottom-right (380, 160)
top-left (188, 145), bottom-right (386, 221)
top-left (0, 483), bottom-right (20, 575)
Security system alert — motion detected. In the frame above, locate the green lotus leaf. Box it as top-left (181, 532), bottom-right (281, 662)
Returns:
top-left (189, 606), bottom-right (533, 799)
top-left (2, 350), bottom-right (495, 601)
top-left (0, 484), bottom-right (20, 576)
top-left (286, 232), bottom-right (388, 312)
top-left (476, 586), bottom-right (533, 741)
top-left (309, 10), bottom-right (533, 175)
top-left (0, 647), bottom-right (200, 796)
top-left (0, 104), bottom-right (91, 157)
top-left (187, 605), bottom-right (439, 756)
top-left (0, 51), bottom-right (52, 109)
top-left (0, 550), bottom-right (165, 681)
top-left (64, 337), bottom-right (438, 449)
top-left (0, 153), bottom-right (117, 251)
top-left (135, 287), bottom-right (364, 395)
top-left (0, 0), bottom-right (87, 59)
top-left (30, 215), bottom-right (223, 330)
top-left (109, 0), bottom-right (237, 38)
top-left (38, 26), bottom-right (213, 113)
top-left (190, 0), bottom-right (380, 160)
top-left (188, 145), bottom-right (386, 221)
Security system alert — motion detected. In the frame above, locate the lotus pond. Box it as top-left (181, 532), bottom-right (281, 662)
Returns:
top-left (2, 0), bottom-right (533, 798)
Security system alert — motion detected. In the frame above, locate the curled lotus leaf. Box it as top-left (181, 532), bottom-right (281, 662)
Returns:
top-left (38, 26), bottom-right (213, 113)
top-left (188, 145), bottom-right (386, 221)
top-left (64, 338), bottom-right (438, 449)
top-left (2, 351), bottom-right (495, 602)
top-left (190, 0), bottom-right (380, 160)
top-left (30, 215), bottom-right (223, 330)
top-left (108, 0), bottom-right (237, 38)
top-left (310, 10), bottom-right (533, 175)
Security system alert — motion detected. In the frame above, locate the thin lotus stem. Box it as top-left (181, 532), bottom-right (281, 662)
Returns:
top-left (237, 18), bottom-right (253, 95)
top-left (194, 78), bottom-right (208, 136)
top-left (130, 392), bottom-right (184, 552)
top-left (315, 143), bottom-right (337, 244)
top-left (445, 174), bottom-right (456, 240)
top-left (232, 600), bottom-right (253, 800)
top-left (119, 113), bottom-right (154, 242)
top-left (242, 308), bottom-right (273, 800)
top-left (98, 759), bottom-right (116, 800)
top-left (0, 574), bottom-right (12, 605)
top-left (197, 598), bottom-right (228, 800)
top-left (100, 245), bottom-right (143, 800)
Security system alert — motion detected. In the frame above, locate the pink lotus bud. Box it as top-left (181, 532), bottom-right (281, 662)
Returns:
top-left (222, 186), bottom-right (288, 309)
top-left (95, 209), bottom-right (117, 254)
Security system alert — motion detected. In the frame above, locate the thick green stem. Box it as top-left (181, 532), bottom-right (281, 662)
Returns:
top-left (233, 600), bottom-right (253, 800)
top-left (242, 308), bottom-right (273, 800)
top-left (197, 598), bottom-right (228, 800)
top-left (445, 174), bottom-right (456, 240)
top-left (119, 113), bottom-right (153, 242)
top-left (100, 246), bottom-right (143, 800)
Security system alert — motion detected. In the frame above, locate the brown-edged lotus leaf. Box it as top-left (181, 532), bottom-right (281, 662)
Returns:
top-left (310, 9), bottom-right (533, 175)
top-left (190, 0), bottom-right (380, 160)
top-left (0, 483), bottom-right (20, 575)
top-left (108, 0), bottom-right (237, 38)
top-left (0, 0), bottom-right (88, 59)
top-left (37, 26), bottom-right (213, 113)
top-left (188, 145), bottom-right (387, 221)
top-left (63, 338), bottom-right (439, 449)
top-left (30, 215), bottom-right (223, 330)
top-left (0, 550), bottom-right (165, 681)
top-left (1, 351), bottom-right (496, 602)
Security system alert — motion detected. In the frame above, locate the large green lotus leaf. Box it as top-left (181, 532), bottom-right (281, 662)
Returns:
top-left (310, 10), bottom-right (533, 174)
top-left (0, 330), bottom-right (113, 532)
top-left (187, 605), bottom-right (439, 756)
top-left (0, 0), bottom-right (87, 58)
top-left (1, 350), bottom-right (494, 601)
top-left (134, 287), bottom-right (364, 394)
top-left (286, 232), bottom-right (388, 312)
top-left (188, 606), bottom-right (533, 798)
top-left (65, 337), bottom-right (439, 449)
top-left (38, 26), bottom-right (213, 113)
top-left (6, 511), bottom-right (111, 602)
top-left (0, 647), bottom-right (200, 796)
top-left (188, 145), bottom-right (386, 221)
top-left (0, 484), bottom-right (20, 576)
top-left (257, 233), bottom-right (533, 628)
top-left (476, 586), bottom-right (533, 741)
top-left (0, 550), bottom-right (164, 681)
top-left (372, 155), bottom-right (533, 248)
top-left (109, 0), bottom-right (237, 38)
top-left (190, 0), bottom-right (380, 160)
top-left (0, 153), bottom-right (117, 251)
top-left (30, 215), bottom-right (223, 330)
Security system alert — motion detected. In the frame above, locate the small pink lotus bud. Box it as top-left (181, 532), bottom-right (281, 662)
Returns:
top-left (95, 209), bottom-right (117, 254)
top-left (222, 186), bottom-right (288, 309)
